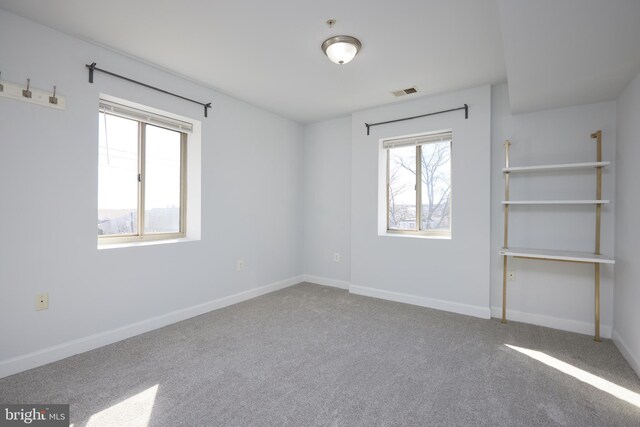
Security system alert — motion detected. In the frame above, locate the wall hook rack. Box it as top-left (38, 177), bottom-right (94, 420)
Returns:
top-left (0, 75), bottom-right (66, 110)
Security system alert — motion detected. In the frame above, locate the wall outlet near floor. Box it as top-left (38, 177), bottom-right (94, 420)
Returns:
top-left (237, 259), bottom-right (245, 272)
top-left (333, 252), bottom-right (340, 262)
top-left (507, 270), bottom-right (516, 281)
top-left (35, 293), bottom-right (49, 310)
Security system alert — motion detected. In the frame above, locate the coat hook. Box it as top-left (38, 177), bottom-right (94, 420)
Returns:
top-left (22, 78), bottom-right (32, 98)
top-left (49, 85), bottom-right (58, 105)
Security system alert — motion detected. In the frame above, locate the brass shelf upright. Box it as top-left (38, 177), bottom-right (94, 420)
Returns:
top-left (592, 130), bottom-right (603, 342)
top-left (502, 140), bottom-right (511, 324)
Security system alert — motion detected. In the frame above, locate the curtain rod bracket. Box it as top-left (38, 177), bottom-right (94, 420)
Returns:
top-left (88, 62), bottom-right (96, 84)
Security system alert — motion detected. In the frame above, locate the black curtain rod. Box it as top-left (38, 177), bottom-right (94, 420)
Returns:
top-left (365, 104), bottom-right (468, 135)
top-left (85, 62), bottom-right (212, 118)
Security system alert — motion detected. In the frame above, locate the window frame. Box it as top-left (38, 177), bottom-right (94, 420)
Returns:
top-left (384, 132), bottom-right (452, 238)
top-left (98, 105), bottom-right (188, 244)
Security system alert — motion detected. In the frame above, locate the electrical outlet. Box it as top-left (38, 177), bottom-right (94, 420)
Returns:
top-left (237, 259), bottom-right (245, 272)
top-left (333, 253), bottom-right (340, 262)
top-left (35, 293), bottom-right (49, 310)
top-left (507, 270), bottom-right (516, 281)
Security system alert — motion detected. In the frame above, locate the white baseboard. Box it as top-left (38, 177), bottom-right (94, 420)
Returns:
top-left (0, 275), bottom-right (304, 379)
top-left (612, 330), bottom-right (640, 378)
top-left (303, 275), bottom-right (351, 290)
top-left (490, 306), bottom-right (612, 339)
top-left (349, 285), bottom-right (491, 319)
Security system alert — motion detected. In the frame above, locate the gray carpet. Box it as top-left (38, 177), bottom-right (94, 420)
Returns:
top-left (1, 283), bottom-right (639, 426)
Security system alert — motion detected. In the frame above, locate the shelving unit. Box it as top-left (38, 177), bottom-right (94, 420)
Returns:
top-left (500, 130), bottom-right (615, 342)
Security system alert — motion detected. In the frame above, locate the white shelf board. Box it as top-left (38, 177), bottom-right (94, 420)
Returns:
top-left (503, 161), bottom-right (609, 173)
top-left (502, 200), bottom-right (609, 205)
top-left (499, 247), bottom-right (615, 264)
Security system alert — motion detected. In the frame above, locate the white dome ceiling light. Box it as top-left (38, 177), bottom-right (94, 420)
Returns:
top-left (321, 35), bottom-right (362, 65)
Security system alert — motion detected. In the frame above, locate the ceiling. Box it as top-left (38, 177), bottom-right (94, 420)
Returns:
top-left (500, 0), bottom-right (640, 114)
top-left (0, 0), bottom-right (639, 123)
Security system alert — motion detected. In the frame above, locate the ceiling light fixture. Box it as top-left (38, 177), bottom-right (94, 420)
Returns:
top-left (321, 35), bottom-right (362, 65)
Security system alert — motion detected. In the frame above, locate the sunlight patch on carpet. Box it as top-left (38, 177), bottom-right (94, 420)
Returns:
top-left (506, 344), bottom-right (640, 408)
top-left (86, 384), bottom-right (159, 427)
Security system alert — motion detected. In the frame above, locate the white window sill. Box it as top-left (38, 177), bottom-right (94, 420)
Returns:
top-left (378, 232), bottom-right (452, 240)
top-left (97, 237), bottom-right (198, 250)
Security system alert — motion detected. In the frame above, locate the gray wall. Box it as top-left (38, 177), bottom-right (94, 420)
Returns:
top-left (614, 70), bottom-right (640, 374)
top-left (0, 10), bottom-right (303, 373)
top-left (303, 118), bottom-right (351, 285)
top-left (349, 85), bottom-right (492, 317)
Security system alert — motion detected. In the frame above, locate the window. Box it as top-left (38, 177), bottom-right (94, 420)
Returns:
top-left (98, 99), bottom-right (190, 242)
top-left (384, 131), bottom-right (452, 237)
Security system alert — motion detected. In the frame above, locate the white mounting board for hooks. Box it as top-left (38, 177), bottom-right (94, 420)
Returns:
top-left (0, 80), bottom-right (66, 110)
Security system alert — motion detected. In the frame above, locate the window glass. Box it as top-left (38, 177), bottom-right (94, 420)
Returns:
top-left (144, 125), bottom-right (182, 234)
top-left (97, 100), bottom-right (188, 243)
top-left (420, 141), bottom-right (451, 232)
top-left (384, 131), bottom-right (452, 237)
top-left (98, 113), bottom-right (139, 236)
top-left (388, 145), bottom-right (417, 230)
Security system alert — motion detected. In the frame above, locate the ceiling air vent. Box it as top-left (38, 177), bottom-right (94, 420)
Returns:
top-left (392, 86), bottom-right (419, 97)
